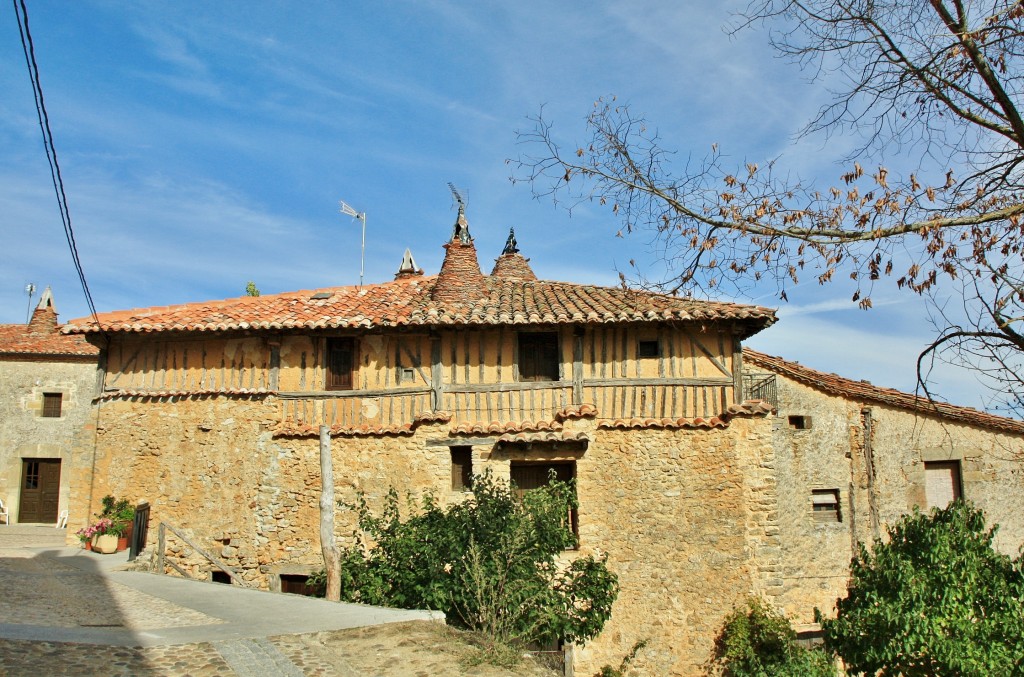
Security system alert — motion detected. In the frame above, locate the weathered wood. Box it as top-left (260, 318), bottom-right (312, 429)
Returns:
top-left (278, 386), bottom-right (431, 399)
top-left (162, 522), bottom-right (244, 585)
top-left (732, 335), bottom-right (743, 403)
top-left (400, 345), bottom-right (430, 386)
top-left (447, 381), bottom-right (567, 393)
top-left (166, 559), bottom-right (190, 579)
top-left (431, 337), bottom-right (443, 411)
top-left (582, 377), bottom-right (733, 387)
top-left (158, 522), bottom-right (166, 575)
top-left (573, 332), bottom-right (584, 405)
top-left (426, 436), bottom-right (501, 447)
top-left (320, 426), bottom-right (341, 601)
top-left (684, 330), bottom-right (732, 377)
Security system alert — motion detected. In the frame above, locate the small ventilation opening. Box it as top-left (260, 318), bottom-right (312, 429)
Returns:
top-left (280, 574), bottom-right (318, 596)
top-left (211, 571), bottom-right (232, 584)
top-left (788, 415), bottom-right (811, 430)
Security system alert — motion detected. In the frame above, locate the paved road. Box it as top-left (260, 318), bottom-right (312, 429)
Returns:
top-left (0, 525), bottom-right (441, 676)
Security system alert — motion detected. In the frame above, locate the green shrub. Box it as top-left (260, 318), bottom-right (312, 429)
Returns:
top-left (820, 500), bottom-right (1024, 676)
top-left (334, 470), bottom-right (618, 650)
top-left (714, 598), bottom-right (834, 677)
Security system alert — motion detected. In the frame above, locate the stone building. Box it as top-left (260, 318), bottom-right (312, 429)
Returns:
top-left (59, 210), bottom-right (1024, 675)
top-left (0, 288), bottom-right (99, 524)
top-left (743, 348), bottom-right (1024, 633)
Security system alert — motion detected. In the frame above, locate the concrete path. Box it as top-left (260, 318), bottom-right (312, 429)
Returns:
top-left (0, 525), bottom-right (442, 676)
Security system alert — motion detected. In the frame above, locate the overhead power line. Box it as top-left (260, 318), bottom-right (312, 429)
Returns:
top-left (13, 0), bottom-right (99, 324)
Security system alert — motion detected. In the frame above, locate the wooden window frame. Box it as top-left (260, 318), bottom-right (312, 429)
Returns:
top-left (326, 338), bottom-right (355, 391)
top-left (517, 332), bottom-right (560, 382)
top-left (450, 446), bottom-right (473, 492)
top-left (637, 339), bottom-right (660, 359)
top-left (41, 392), bottom-right (62, 418)
top-left (811, 488), bottom-right (841, 523)
top-left (510, 461), bottom-right (578, 544)
top-left (924, 460), bottom-right (963, 509)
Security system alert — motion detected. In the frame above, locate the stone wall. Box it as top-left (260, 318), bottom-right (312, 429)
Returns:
top-left (770, 374), bottom-right (1024, 628)
top-left (0, 356), bottom-right (97, 525)
top-left (73, 392), bottom-right (778, 676)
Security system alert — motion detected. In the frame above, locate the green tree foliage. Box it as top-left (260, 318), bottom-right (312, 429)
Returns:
top-left (337, 471), bottom-right (618, 649)
top-left (819, 500), bottom-right (1024, 675)
top-left (713, 598), bottom-right (834, 677)
top-left (244, 281), bottom-right (260, 297)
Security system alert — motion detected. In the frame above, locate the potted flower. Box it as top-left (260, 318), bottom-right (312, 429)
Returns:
top-left (99, 495), bottom-right (136, 552)
top-left (90, 518), bottom-right (126, 554)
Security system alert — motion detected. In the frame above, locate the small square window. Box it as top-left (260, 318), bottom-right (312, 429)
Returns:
top-left (638, 340), bottom-right (660, 358)
top-left (451, 447), bottom-right (472, 491)
top-left (401, 367), bottom-right (416, 383)
top-left (811, 489), bottom-right (841, 523)
top-left (42, 393), bottom-right (62, 418)
top-left (788, 415), bottom-right (811, 430)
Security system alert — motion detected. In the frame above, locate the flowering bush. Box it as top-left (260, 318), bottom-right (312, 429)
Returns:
top-left (75, 517), bottom-right (126, 542)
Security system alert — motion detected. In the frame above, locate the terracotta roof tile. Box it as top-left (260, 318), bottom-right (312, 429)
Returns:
top-left (64, 276), bottom-right (776, 338)
top-left (497, 431), bottom-right (591, 444)
top-left (97, 388), bottom-right (272, 401)
top-left (743, 348), bottom-right (1024, 434)
top-left (272, 410), bottom-right (450, 438)
top-left (450, 419), bottom-right (563, 435)
top-left (596, 401), bottom-right (773, 430)
top-left (0, 305), bottom-right (98, 358)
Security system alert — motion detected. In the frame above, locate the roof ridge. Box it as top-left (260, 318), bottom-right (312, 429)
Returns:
top-left (743, 347), bottom-right (1024, 434)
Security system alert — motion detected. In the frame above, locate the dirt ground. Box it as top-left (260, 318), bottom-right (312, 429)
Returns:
top-left (275, 621), bottom-right (564, 677)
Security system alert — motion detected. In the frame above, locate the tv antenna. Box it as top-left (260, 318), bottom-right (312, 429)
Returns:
top-left (447, 182), bottom-right (466, 210)
top-left (339, 200), bottom-right (367, 288)
top-left (24, 283), bottom-right (36, 323)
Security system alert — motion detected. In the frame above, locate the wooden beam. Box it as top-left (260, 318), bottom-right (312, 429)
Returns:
top-left (426, 437), bottom-right (501, 447)
top-left (583, 376), bottom-right (733, 387)
top-left (683, 330), bottom-right (732, 378)
top-left (573, 331), bottom-right (584, 405)
top-left (431, 336), bottom-right (443, 411)
top-left (278, 386), bottom-right (430, 399)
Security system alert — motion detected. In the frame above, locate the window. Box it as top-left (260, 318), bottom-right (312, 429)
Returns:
top-left (638, 339), bottom-right (660, 358)
top-left (924, 461), bottom-right (962, 509)
top-left (401, 367), bottom-right (416, 383)
top-left (451, 446), bottom-right (472, 491)
top-left (518, 332), bottom-right (560, 381)
top-left (788, 415), bottom-right (811, 430)
top-left (811, 489), bottom-right (841, 523)
top-left (280, 573), bottom-right (318, 596)
top-left (510, 461), bottom-right (578, 541)
top-left (327, 338), bottom-right (354, 390)
top-left (41, 393), bottom-right (62, 418)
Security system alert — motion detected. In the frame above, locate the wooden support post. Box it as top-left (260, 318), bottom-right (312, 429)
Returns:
top-left (572, 330), bottom-right (584, 405)
top-left (320, 425), bottom-right (341, 601)
top-left (158, 522), bottom-right (166, 575)
top-left (431, 336), bottom-right (443, 411)
top-left (732, 334), bottom-right (743, 403)
top-left (269, 342), bottom-right (281, 390)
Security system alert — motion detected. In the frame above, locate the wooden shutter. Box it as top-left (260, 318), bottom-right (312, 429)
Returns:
top-left (924, 461), bottom-right (962, 509)
top-left (519, 333), bottom-right (559, 381)
top-left (327, 339), bottom-right (354, 390)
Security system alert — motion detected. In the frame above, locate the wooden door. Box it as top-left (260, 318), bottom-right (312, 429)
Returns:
top-left (19, 459), bottom-right (61, 523)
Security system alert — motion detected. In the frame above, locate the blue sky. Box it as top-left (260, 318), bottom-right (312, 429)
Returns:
top-left (0, 1), bottom-right (994, 411)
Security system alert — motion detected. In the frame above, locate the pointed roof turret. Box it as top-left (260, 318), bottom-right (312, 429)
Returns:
top-left (432, 206), bottom-right (487, 303)
top-left (394, 248), bottom-right (424, 280)
top-left (491, 227), bottom-right (537, 281)
top-left (28, 286), bottom-right (58, 333)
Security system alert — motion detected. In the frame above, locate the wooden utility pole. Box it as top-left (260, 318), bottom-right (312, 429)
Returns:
top-left (319, 425), bottom-right (341, 601)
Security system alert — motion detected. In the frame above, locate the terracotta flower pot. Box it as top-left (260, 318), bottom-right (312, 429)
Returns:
top-left (94, 533), bottom-right (118, 554)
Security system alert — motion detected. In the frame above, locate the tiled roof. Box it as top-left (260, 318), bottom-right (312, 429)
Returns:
top-left (597, 401), bottom-right (774, 430)
top-left (63, 276), bottom-right (776, 337)
top-left (743, 348), bottom-right (1024, 435)
top-left (0, 305), bottom-right (98, 358)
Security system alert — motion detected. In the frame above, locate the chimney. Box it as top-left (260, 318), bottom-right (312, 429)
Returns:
top-left (490, 227), bottom-right (537, 281)
top-left (394, 248), bottom-right (424, 280)
top-left (28, 286), bottom-right (58, 333)
top-left (431, 205), bottom-right (488, 303)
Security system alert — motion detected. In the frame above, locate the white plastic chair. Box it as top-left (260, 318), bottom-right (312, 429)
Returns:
top-left (56, 509), bottom-right (68, 529)
top-left (0, 499), bottom-right (9, 525)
